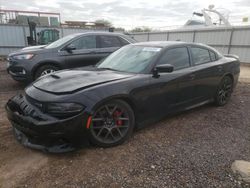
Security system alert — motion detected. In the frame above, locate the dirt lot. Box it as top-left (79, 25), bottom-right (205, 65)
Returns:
top-left (0, 61), bottom-right (249, 188)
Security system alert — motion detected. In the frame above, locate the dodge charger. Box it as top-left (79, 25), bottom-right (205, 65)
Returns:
top-left (6, 41), bottom-right (240, 153)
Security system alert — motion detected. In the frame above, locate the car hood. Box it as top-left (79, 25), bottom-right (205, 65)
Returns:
top-left (9, 45), bottom-right (52, 56)
top-left (32, 69), bottom-right (135, 94)
top-left (22, 45), bottom-right (46, 51)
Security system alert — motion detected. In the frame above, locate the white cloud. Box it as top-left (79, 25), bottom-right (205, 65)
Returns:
top-left (0, 0), bottom-right (250, 29)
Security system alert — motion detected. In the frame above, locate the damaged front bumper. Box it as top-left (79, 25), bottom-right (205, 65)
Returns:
top-left (5, 94), bottom-right (90, 153)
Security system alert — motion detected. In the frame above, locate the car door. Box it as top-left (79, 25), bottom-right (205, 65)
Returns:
top-left (155, 46), bottom-right (200, 109)
top-left (189, 46), bottom-right (223, 102)
top-left (62, 35), bottom-right (102, 68)
top-left (95, 35), bottom-right (124, 60)
top-left (136, 47), bottom-right (193, 121)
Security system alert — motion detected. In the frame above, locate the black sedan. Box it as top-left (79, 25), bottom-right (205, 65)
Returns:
top-left (5, 41), bottom-right (240, 152)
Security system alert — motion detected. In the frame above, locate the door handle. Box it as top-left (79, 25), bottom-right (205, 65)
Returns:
top-left (189, 74), bottom-right (195, 80)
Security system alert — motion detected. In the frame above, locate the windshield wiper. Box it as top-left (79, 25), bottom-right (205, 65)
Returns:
top-left (97, 67), bottom-right (130, 74)
top-left (97, 67), bottom-right (117, 71)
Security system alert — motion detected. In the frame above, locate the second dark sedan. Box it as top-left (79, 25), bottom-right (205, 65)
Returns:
top-left (7, 32), bottom-right (136, 82)
top-left (6, 41), bottom-right (240, 152)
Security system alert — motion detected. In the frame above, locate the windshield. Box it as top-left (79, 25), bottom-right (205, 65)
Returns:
top-left (97, 45), bottom-right (162, 73)
top-left (45, 34), bottom-right (78, 49)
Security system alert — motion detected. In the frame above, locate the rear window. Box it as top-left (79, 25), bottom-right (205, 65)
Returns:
top-left (191, 47), bottom-right (211, 65)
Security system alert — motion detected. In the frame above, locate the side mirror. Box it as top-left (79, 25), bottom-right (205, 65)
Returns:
top-left (153, 64), bottom-right (174, 78)
top-left (65, 44), bottom-right (76, 52)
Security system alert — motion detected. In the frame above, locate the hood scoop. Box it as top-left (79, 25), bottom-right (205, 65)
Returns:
top-left (50, 74), bottom-right (60, 79)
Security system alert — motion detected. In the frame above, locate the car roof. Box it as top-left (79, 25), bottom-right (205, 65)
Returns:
top-left (133, 41), bottom-right (190, 47)
top-left (133, 41), bottom-right (212, 48)
top-left (69, 32), bottom-right (127, 37)
top-left (132, 41), bottom-right (222, 56)
top-left (66, 32), bottom-right (136, 43)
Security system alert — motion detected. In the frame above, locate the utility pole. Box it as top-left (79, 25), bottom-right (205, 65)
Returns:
top-left (0, 0), bottom-right (2, 23)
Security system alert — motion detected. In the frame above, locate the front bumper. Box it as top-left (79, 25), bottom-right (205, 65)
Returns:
top-left (7, 67), bottom-right (28, 81)
top-left (6, 59), bottom-right (32, 82)
top-left (5, 94), bottom-right (90, 153)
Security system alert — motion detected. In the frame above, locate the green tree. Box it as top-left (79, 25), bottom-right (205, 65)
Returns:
top-left (130, 26), bottom-right (152, 33)
top-left (95, 19), bottom-right (113, 27)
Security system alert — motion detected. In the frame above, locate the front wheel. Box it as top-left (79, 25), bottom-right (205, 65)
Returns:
top-left (34, 65), bottom-right (58, 80)
top-left (214, 76), bottom-right (233, 106)
top-left (89, 100), bottom-right (135, 147)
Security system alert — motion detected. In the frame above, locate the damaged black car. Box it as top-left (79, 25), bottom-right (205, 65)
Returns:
top-left (5, 41), bottom-right (240, 153)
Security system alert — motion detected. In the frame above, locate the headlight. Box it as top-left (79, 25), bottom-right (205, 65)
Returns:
top-left (13, 54), bottom-right (35, 60)
top-left (46, 103), bottom-right (84, 118)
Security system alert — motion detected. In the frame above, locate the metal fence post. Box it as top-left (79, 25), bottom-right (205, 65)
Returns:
top-left (192, 30), bottom-right (196, 42)
top-left (166, 32), bottom-right (169, 41)
top-left (22, 26), bottom-right (28, 46)
top-left (228, 28), bottom-right (234, 54)
top-left (61, 27), bottom-right (64, 37)
top-left (147, 32), bottom-right (150, 41)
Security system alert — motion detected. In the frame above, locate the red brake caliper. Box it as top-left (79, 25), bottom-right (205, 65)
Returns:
top-left (113, 111), bottom-right (123, 126)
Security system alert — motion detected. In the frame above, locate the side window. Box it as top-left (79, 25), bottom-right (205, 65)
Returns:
top-left (118, 37), bottom-right (129, 46)
top-left (158, 47), bottom-right (190, 70)
top-left (47, 31), bottom-right (52, 42)
top-left (209, 50), bottom-right (217, 61)
top-left (43, 30), bottom-right (49, 39)
top-left (191, 47), bottom-right (211, 65)
top-left (100, 35), bottom-right (121, 48)
top-left (70, 35), bottom-right (96, 50)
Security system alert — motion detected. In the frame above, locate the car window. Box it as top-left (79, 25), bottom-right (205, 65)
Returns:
top-left (191, 47), bottom-right (211, 65)
top-left (209, 50), bottom-right (217, 61)
top-left (158, 47), bottom-right (190, 70)
top-left (118, 37), bottom-right (129, 46)
top-left (45, 34), bottom-right (80, 49)
top-left (100, 35), bottom-right (121, 48)
top-left (70, 35), bottom-right (96, 50)
top-left (98, 45), bottom-right (162, 73)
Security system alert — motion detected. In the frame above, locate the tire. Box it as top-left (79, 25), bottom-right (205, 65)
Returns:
top-left (89, 99), bottom-right (135, 147)
top-left (214, 76), bottom-right (233, 106)
top-left (34, 65), bottom-right (58, 80)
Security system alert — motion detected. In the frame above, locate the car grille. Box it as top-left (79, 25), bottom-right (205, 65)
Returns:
top-left (8, 94), bottom-right (44, 120)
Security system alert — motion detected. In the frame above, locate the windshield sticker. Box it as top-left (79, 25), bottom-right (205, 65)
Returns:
top-left (142, 47), bottom-right (161, 52)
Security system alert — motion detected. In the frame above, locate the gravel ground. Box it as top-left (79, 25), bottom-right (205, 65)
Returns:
top-left (0, 61), bottom-right (250, 188)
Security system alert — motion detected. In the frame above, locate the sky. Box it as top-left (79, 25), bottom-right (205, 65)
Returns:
top-left (0, 0), bottom-right (250, 29)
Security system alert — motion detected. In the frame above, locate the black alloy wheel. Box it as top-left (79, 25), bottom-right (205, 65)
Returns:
top-left (89, 100), bottom-right (135, 147)
top-left (215, 76), bottom-right (233, 106)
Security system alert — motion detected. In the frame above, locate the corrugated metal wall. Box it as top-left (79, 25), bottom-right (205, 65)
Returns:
top-left (0, 24), bottom-right (106, 55)
top-left (131, 26), bottom-right (250, 63)
top-left (1, 24), bottom-right (250, 63)
top-left (0, 25), bottom-right (26, 47)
